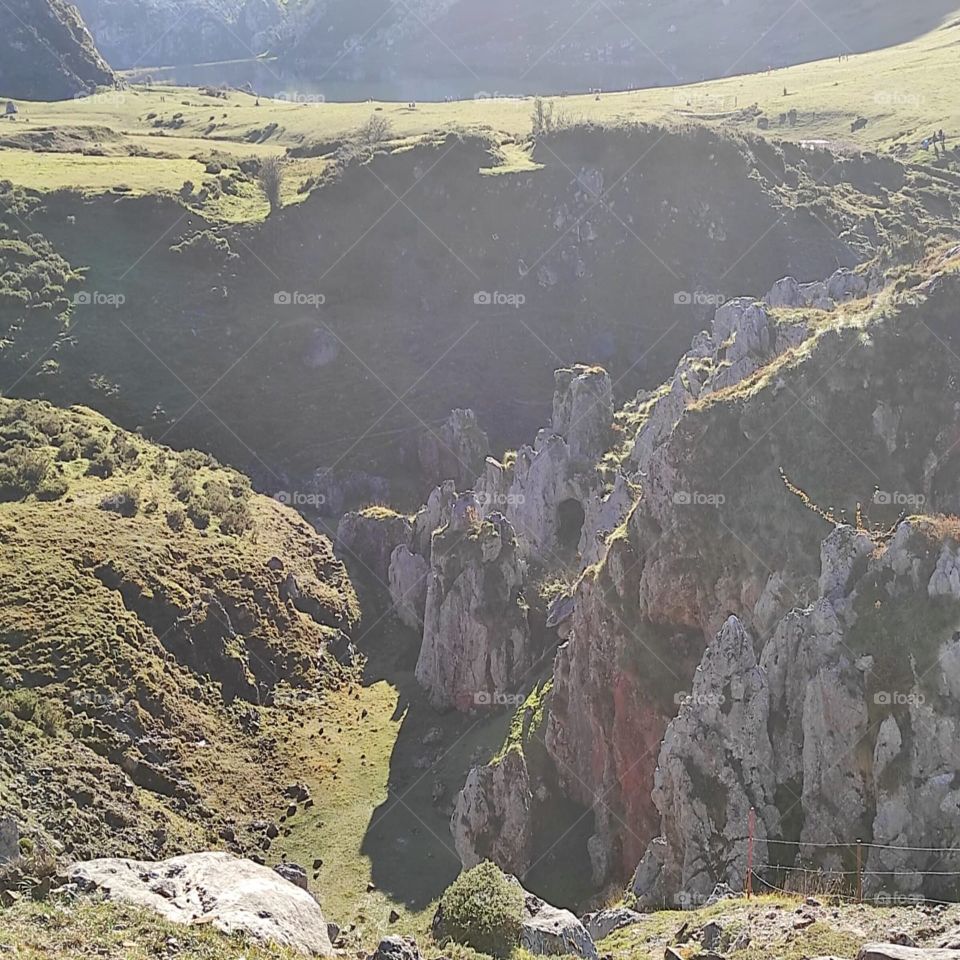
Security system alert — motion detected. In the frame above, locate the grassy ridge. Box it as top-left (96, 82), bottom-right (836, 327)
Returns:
top-left (1, 12), bottom-right (960, 220)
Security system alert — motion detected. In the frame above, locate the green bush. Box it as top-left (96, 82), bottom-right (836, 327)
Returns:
top-left (0, 690), bottom-right (64, 736)
top-left (166, 505), bottom-right (187, 532)
top-left (434, 862), bottom-right (525, 958)
top-left (0, 445), bottom-right (51, 499)
top-left (99, 487), bottom-right (140, 517)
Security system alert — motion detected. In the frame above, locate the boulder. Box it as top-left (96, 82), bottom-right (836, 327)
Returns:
top-left (858, 947), bottom-right (960, 960)
top-left (67, 852), bottom-right (334, 957)
top-left (372, 935), bottom-right (422, 960)
top-left (581, 907), bottom-right (643, 941)
top-left (520, 892), bottom-right (598, 959)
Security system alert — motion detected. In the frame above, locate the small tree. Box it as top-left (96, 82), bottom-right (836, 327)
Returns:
top-left (257, 156), bottom-right (285, 214)
top-left (359, 113), bottom-right (393, 145)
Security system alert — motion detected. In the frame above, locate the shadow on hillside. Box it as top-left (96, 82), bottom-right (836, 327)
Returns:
top-left (356, 607), bottom-right (596, 911)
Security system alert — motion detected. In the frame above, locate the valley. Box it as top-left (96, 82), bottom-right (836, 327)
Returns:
top-left (5, 3), bottom-right (960, 960)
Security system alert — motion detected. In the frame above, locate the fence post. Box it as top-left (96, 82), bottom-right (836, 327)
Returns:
top-left (856, 839), bottom-right (863, 903)
top-left (746, 807), bottom-right (755, 899)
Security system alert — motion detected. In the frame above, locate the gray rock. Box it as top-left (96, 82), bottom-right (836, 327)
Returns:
top-left (581, 907), bottom-right (643, 941)
top-left (415, 510), bottom-right (531, 711)
top-left (858, 947), bottom-right (960, 960)
top-left (373, 935), bottom-right (422, 960)
top-left (335, 509), bottom-right (412, 589)
top-left (418, 409), bottom-right (489, 490)
top-left (67, 852), bottom-right (334, 957)
top-left (0, 816), bottom-right (19, 863)
top-left (273, 861), bottom-right (309, 890)
top-left (521, 893), bottom-right (598, 959)
top-left (451, 749), bottom-right (533, 874)
top-left (388, 545), bottom-right (429, 631)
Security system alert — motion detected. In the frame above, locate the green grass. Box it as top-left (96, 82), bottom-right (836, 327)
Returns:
top-left (0, 899), bottom-right (305, 960)
top-left (3, 12), bottom-right (960, 219)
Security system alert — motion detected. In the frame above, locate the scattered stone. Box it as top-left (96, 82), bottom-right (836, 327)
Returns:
top-left (581, 908), bottom-right (644, 942)
top-left (700, 921), bottom-right (723, 951)
top-left (327, 922), bottom-right (341, 944)
top-left (372, 935), bottom-right (421, 960)
top-left (890, 933), bottom-right (918, 948)
top-left (0, 817), bottom-right (19, 863)
top-left (273, 862), bottom-right (309, 891)
top-left (389, 909), bottom-right (401, 923)
top-left (67, 853), bottom-right (334, 957)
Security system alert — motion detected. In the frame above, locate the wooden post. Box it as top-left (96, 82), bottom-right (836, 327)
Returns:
top-left (856, 839), bottom-right (863, 903)
top-left (746, 807), bottom-right (755, 899)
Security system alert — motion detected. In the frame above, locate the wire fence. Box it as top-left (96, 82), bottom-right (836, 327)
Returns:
top-left (742, 808), bottom-right (960, 905)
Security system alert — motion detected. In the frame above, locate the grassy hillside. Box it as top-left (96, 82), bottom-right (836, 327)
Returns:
top-left (3, 12), bottom-right (960, 212)
top-left (0, 396), bottom-right (360, 864)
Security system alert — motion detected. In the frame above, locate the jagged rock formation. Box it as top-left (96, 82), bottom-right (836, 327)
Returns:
top-left (335, 507), bottom-right (412, 589)
top-left (634, 519), bottom-right (960, 905)
top-left (0, 0), bottom-right (117, 100)
top-left (418, 409), bottom-right (489, 491)
top-left (451, 747), bottom-right (534, 874)
top-left (415, 504), bottom-right (532, 711)
top-left (475, 365), bottom-right (621, 564)
top-left (68, 852), bottom-right (334, 957)
top-left (454, 252), bottom-right (960, 892)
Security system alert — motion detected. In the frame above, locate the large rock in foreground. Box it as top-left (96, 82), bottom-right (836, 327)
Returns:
top-left (68, 852), bottom-right (334, 957)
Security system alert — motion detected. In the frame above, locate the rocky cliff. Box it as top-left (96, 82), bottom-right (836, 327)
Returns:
top-left (0, 0), bottom-right (117, 100)
top-left (437, 245), bottom-right (960, 899)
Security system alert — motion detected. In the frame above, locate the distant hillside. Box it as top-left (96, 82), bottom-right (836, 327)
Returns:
top-left (72, 0), bottom-right (960, 97)
top-left (0, 0), bottom-right (117, 101)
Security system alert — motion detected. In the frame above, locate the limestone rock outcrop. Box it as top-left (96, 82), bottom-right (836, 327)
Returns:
top-left (415, 505), bottom-right (532, 711)
top-left (419, 409), bottom-right (489, 490)
top-left (335, 508), bottom-right (412, 589)
top-left (633, 520), bottom-right (960, 905)
top-left (451, 747), bottom-right (534, 875)
top-left (68, 852), bottom-right (335, 957)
